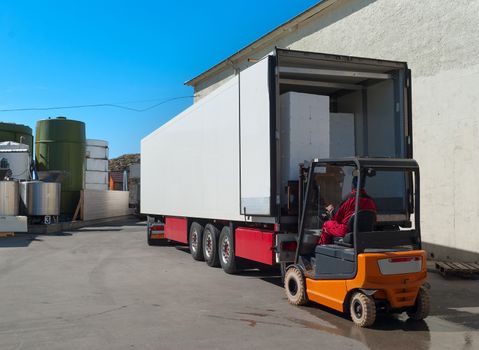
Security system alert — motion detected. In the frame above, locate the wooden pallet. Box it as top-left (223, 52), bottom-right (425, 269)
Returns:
top-left (435, 261), bottom-right (479, 278)
top-left (0, 232), bottom-right (15, 238)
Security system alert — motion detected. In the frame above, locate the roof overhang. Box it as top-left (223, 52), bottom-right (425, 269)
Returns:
top-left (185, 0), bottom-right (340, 87)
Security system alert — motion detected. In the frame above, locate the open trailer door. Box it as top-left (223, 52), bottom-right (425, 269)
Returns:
top-left (239, 56), bottom-right (276, 217)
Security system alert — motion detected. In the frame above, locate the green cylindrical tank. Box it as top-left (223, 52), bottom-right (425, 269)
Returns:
top-left (35, 117), bottom-right (86, 215)
top-left (0, 122), bottom-right (34, 154)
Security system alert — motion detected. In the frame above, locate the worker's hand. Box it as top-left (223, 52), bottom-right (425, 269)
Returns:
top-left (326, 204), bottom-right (334, 213)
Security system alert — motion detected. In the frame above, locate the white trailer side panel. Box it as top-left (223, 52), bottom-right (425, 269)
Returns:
top-left (239, 57), bottom-right (273, 216)
top-left (141, 77), bottom-right (243, 221)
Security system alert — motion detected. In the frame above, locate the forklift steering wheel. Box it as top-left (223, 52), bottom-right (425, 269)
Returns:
top-left (319, 208), bottom-right (331, 224)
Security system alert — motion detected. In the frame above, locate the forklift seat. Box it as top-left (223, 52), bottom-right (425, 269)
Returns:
top-left (300, 229), bottom-right (321, 255)
top-left (336, 210), bottom-right (377, 246)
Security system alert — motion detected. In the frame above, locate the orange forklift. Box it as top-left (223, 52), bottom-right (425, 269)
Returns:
top-left (283, 157), bottom-right (429, 327)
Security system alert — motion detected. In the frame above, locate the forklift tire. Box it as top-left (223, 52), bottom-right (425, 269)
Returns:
top-left (350, 292), bottom-right (376, 327)
top-left (407, 287), bottom-right (430, 320)
top-left (219, 226), bottom-right (237, 274)
top-left (189, 222), bottom-right (204, 261)
top-left (284, 266), bottom-right (308, 306)
top-left (203, 224), bottom-right (220, 267)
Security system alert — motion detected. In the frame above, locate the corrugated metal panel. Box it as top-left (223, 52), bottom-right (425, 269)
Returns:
top-left (83, 190), bottom-right (130, 220)
top-left (85, 183), bottom-right (108, 191)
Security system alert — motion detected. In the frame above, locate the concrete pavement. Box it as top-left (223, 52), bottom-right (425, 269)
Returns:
top-left (0, 220), bottom-right (478, 350)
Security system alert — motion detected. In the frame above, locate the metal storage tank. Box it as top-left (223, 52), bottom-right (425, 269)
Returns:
top-left (0, 122), bottom-right (34, 155)
top-left (35, 117), bottom-right (86, 215)
top-left (19, 181), bottom-right (61, 216)
top-left (0, 181), bottom-right (19, 216)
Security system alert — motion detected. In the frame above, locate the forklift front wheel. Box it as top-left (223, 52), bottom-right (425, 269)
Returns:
top-left (350, 292), bottom-right (376, 327)
top-left (284, 266), bottom-right (308, 306)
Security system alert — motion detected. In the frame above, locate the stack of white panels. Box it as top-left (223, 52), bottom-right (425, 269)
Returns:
top-left (85, 139), bottom-right (109, 191)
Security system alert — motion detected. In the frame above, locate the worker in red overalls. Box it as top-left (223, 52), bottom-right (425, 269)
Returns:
top-left (319, 175), bottom-right (376, 245)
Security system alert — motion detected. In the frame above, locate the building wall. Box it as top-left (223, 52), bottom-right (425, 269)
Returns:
top-left (193, 0), bottom-right (479, 260)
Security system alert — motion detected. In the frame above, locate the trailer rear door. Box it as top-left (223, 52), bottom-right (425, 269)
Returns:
top-left (239, 56), bottom-right (275, 216)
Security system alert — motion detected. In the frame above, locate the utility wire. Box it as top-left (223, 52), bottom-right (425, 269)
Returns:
top-left (0, 95), bottom-right (194, 113)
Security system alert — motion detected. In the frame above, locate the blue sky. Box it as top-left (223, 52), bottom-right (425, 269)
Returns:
top-left (0, 0), bottom-right (318, 158)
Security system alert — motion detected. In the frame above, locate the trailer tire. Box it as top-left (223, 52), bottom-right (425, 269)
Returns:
top-left (189, 222), bottom-right (204, 261)
top-left (219, 226), bottom-right (237, 274)
top-left (407, 286), bottom-right (430, 321)
top-left (284, 266), bottom-right (308, 306)
top-left (350, 292), bottom-right (376, 327)
top-left (203, 224), bottom-right (220, 267)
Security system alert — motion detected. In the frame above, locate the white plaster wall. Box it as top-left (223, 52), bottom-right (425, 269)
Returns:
top-left (193, 0), bottom-right (479, 258)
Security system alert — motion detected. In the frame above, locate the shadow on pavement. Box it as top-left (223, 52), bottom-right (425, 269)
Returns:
top-left (0, 219), bottom-right (142, 248)
top-left (0, 234), bottom-right (39, 248)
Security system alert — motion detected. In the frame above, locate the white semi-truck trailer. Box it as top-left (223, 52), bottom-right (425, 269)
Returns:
top-left (141, 49), bottom-right (413, 273)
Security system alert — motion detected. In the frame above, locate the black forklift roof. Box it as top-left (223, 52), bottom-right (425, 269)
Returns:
top-left (311, 157), bottom-right (419, 170)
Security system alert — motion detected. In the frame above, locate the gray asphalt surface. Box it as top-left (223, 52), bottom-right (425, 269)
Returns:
top-left (0, 220), bottom-right (478, 350)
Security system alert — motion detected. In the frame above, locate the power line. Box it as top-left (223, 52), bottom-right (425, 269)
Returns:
top-left (0, 95), bottom-right (194, 113)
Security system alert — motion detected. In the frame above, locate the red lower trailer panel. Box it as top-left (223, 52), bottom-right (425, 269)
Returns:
top-left (164, 217), bottom-right (188, 244)
top-left (235, 227), bottom-right (274, 265)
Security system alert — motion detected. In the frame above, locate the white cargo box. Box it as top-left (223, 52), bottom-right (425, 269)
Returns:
top-left (85, 183), bottom-right (108, 191)
top-left (85, 170), bottom-right (108, 184)
top-left (0, 216), bottom-right (27, 232)
top-left (86, 145), bottom-right (109, 160)
top-left (86, 139), bottom-right (108, 148)
top-left (86, 158), bottom-right (108, 172)
top-left (142, 49), bottom-right (411, 222)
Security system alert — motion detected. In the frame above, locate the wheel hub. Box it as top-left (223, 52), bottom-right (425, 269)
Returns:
top-left (221, 237), bottom-right (230, 263)
top-left (288, 279), bottom-right (298, 296)
top-left (353, 300), bottom-right (363, 318)
top-left (205, 234), bottom-right (212, 257)
top-left (191, 230), bottom-right (198, 252)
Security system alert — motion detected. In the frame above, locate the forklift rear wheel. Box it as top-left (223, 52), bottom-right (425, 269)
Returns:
top-left (203, 224), bottom-right (220, 267)
top-left (407, 286), bottom-right (430, 320)
top-left (284, 267), bottom-right (308, 306)
top-left (219, 226), bottom-right (237, 274)
top-left (350, 292), bottom-right (376, 327)
top-left (189, 222), bottom-right (204, 261)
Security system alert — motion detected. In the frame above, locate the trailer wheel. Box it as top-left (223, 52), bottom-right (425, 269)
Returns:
top-left (284, 266), bottom-right (308, 306)
top-left (189, 222), bottom-right (204, 261)
top-left (407, 287), bottom-right (430, 321)
top-left (219, 226), bottom-right (237, 274)
top-left (350, 292), bottom-right (376, 327)
top-left (203, 224), bottom-right (220, 267)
